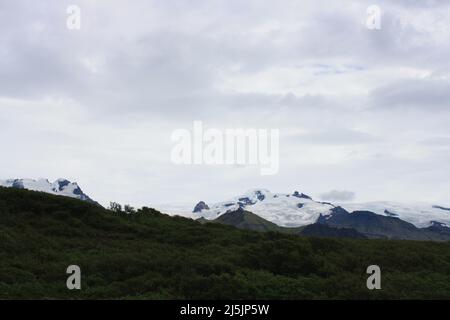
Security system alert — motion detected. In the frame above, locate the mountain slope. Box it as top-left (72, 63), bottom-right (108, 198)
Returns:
top-left (212, 207), bottom-right (283, 232)
top-left (203, 207), bottom-right (448, 241)
top-left (318, 207), bottom-right (450, 241)
top-left (341, 201), bottom-right (450, 228)
top-left (203, 207), bottom-right (367, 239)
top-left (192, 189), bottom-right (335, 227)
top-left (187, 189), bottom-right (450, 229)
top-left (1, 187), bottom-right (450, 299)
top-left (299, 223), bottom-right (367, 239)
top-left (0, 178), bottom-right (98, 205)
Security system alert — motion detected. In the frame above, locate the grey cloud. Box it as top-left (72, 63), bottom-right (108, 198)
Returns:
top-left (320, 190), bottom-right (356, 202)
top-left (370, 78), bottom-right (450, 110)
top-left (383, 0), bottom-right (450, 8)
top-left (418, 136), bottom-right (450, 146)
top-left (285, 128), bottom-right (379, 146)
top-left (1, 0), bottom-right (450, 206)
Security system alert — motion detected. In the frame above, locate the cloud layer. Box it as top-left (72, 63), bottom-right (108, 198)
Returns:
top-left (1, 0), bottom-right (450, 206)
top-left (320, 190), bottom-right (356, 202)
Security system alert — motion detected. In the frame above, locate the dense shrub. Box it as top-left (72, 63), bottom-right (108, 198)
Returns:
top-left (0, 187), bottom-right (449, 299)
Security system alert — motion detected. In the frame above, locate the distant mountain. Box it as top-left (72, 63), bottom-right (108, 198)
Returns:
top-left (422, 221), bottom-right (450, 238)
top-left (341, 201), bottom-right (450, 228)
top-left (211, 207), bottom-right (284, 232)
top-left (0, 178), bottom-right (98, 205)
top-left (193, 201), bottom-right (209, 213)
top-left (187, 189), bottom-right (450, 241)
top-left (318, 207), bottom-right (450, 241)
top-left (192, 189), bottom-right (335, 227)
top-left (199, 207), bottom-right (367, 239)
top-left (197, 206), bottom-right (450, 241)
top-left (189, 189), bottom-right (450, 230)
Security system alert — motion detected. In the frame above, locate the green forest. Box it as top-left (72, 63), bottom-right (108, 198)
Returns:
top-left (0, 187), bottom-right (449, 299)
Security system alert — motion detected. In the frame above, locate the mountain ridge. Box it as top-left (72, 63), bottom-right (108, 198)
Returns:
top-left (0, 178), bottom-right (99, 205)
top-left (190, 189), bottom-right (450, 229)
top-left (199, 207), bottom-right (368, 239)
top-left (200, 207), bottom-right (450, 241)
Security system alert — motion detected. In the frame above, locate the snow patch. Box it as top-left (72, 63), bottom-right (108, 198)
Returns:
top-left (0, 178), bottom-right (95, 203)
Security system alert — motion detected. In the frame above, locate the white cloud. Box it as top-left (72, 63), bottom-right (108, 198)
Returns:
top-left (1, 0), bottom-right (450, 207)
top-left (320, 190), bottom-right (356, 202)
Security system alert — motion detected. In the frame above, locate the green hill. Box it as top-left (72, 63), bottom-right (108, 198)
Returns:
top-left (212, 208), bottom-right (284, 232)
top-left (0, 187), bottom-right (449, 299)
top-left (203, 208), bottom-right (367, 239)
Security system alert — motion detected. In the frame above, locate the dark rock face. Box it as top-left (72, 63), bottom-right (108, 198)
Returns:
top-left (11, 180), bottom-right (24, 189)
top-left (254, 190), bottom-right (265, 201)
top-left (318, 201), bottom-right (334, 206)
top-left (317, 206), bottom-right (349, 224)
top-left (68, 184), bottom-right (98, 205)
top-left (384, 209), bottom-right (398, 217)
top-left (433, 205), bottom-right (450, 212)
top-left (429, 221), bottom-right (448, 228)
top-left (236, 196), bottom-right (258, 208)
top-left (318, 209), bottom-right (450, 241)
top-left (72, 186), bottom-right (83, 195)
top-left (223, 203), bottom-right (235, 207)
top-left (292, 191), bottom-right (312, 200)
top-left (423, 221), bottom-right (450, 235)
top-left (330, 206), bottom-right (350, 216)
top-left (193, 201), bottom-right (210, 213)
top-left (57, 179), bottom-right (70, 191)
top-left (297, 203), bottom-right (304, 209)
top-left (238, 197), bottom-right (256, 206)
top-left (419, 221), bottom-right (450, 240)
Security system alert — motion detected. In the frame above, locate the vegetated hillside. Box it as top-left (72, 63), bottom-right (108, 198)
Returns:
top-left (0, 187), bottom-right (449, 299)
top-left (207, 207), bottom-right (367, 239)
top-left (212, 208), bottom-right (285, 232)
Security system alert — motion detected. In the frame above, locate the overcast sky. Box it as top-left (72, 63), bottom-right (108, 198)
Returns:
top-left (1, 0), bottom-right (450, 207)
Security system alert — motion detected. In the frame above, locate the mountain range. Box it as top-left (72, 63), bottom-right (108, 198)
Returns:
top-left (2, 185), bottom-right (449, 299)
top-left (1, 178), bottom-right (449, 241)
top-left (189, 189), bottom-right (450, 241)
top-left (189, 189), bottom-right (450, 228)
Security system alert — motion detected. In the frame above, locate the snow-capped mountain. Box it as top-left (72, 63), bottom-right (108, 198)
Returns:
top-left (158, 188), bottom-right (450, 229)
top-left (339, 201), bottom-right (450, 228)
top-left (191, 189), bottom-right (336, 227)
top-left (0, 178), bottom-right (97, 204)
